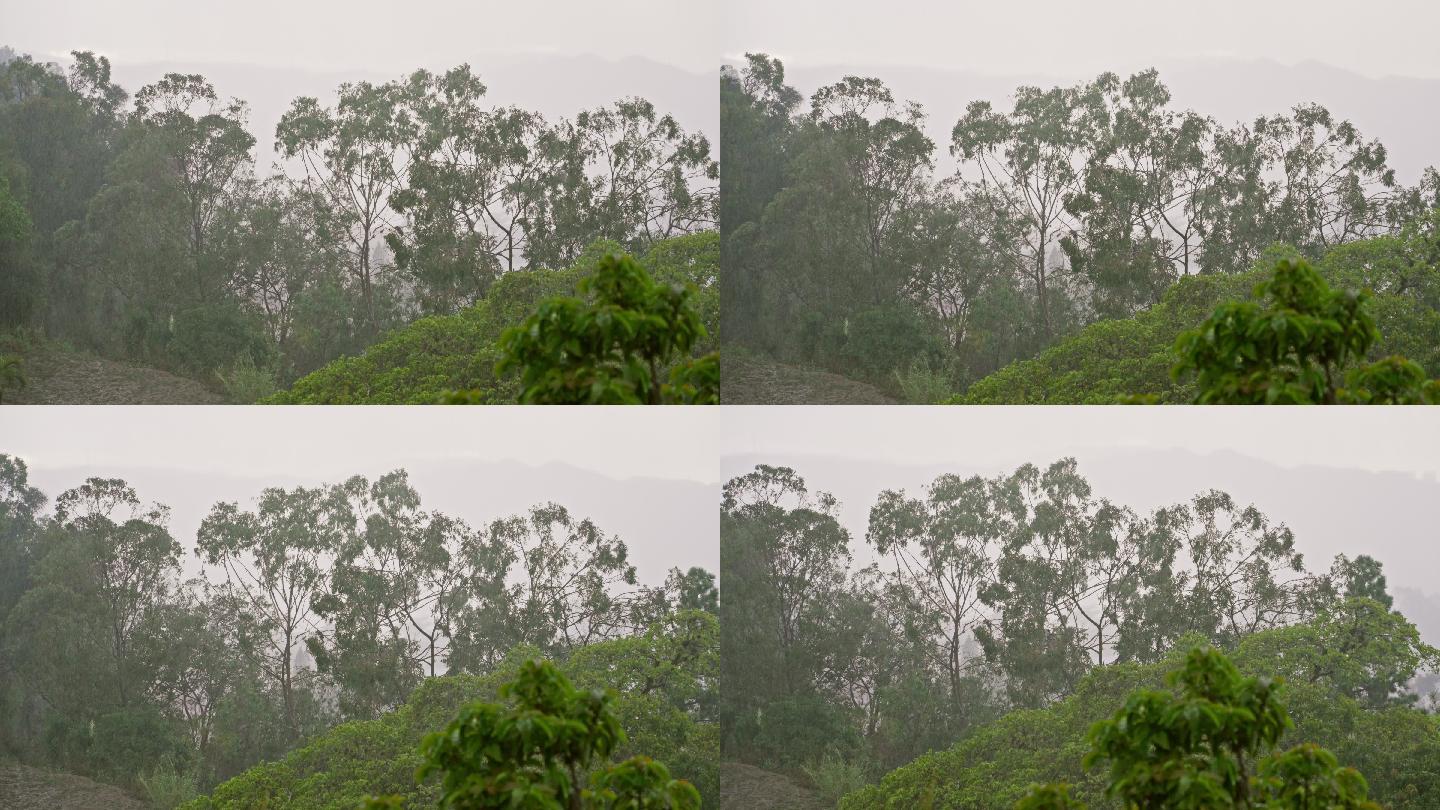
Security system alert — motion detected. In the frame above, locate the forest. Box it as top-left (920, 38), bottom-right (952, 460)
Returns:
top-left (0, 454), bottom-right (719, 808)
top-left (719, 460), bottom-right (1440, 808)
top-left (0, 47), bottom-right (718, 404)
top-left (719, 55), bottom-right (1440, 404)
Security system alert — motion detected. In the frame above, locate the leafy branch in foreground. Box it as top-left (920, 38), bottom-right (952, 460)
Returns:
top-left (450, 253), bottom-right (717, 404)
top-left (365, 660), bottom-right (700, 809)
top-left (1019, 646), bottom-right (1380, 809)
top-left (1170, 257), bottom-right (1440, 404)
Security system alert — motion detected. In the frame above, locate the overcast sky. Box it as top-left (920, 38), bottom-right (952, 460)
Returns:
top-left (721, 0), bottom-right (1440, 80)
top-left (0, 407), bottom-right (719, 581)
top-left (2, 0), bottom-right (721, 74)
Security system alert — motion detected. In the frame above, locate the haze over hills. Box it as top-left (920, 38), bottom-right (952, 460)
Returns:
top-left (721, 447), bottom-right (1440, 645)
top-left (775, 58), bottom-right (1440, 183)
top-left (18, 49), bottom-right (717, 167)
top-left (21, 458), bottom-right (718, 585)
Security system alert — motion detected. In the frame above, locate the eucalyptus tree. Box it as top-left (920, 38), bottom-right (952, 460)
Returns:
top-left (276, 79), bottom-right (414, 332)
top-left (447, 503), bottom-right (639, 671)
top-left (953, 82), bottom-right (1091, 340)
top-left (196, 483), bottom-right (350, 737)
top-left (133, 73), bottom-right (256, 302)
top-left (4, 478), bottom-right (179, 718)
top-left (867, 472), bottom-right (1002, 702)
top-left (722, 465), bottom-right (852, 690)
top-left (1194, 104), bottom-right (1398, 274)
top-left (976, 460), bottom-right (1140, 705)
top-left (808, 76), bottom-right (934, 308)
top-left (308, 470), bottom-right (473, 716)
top-left (386, 66), bottom-right (566, 310)
top-left (562, 98), bottom-right (718, 262)
top-left (1062, 70), bottom-right (1216, 316)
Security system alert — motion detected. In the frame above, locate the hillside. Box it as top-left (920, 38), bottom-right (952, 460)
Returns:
top-left (3, 342), bottom-right (223, 405)
top-left (720, 762), bottom-right (828, 810)
top-left (268, 233), bottom-right (719, 404)
top-left (721, 350), bottom-right (899, 404)
top-left (839, 618), bottom-right (1440, 810)
top-left (184, 615), bottom-right (718, 810)
top-left (0, 762), bottom-right (147, 810)
top-left (953, 236), bottom-right (1440, 404)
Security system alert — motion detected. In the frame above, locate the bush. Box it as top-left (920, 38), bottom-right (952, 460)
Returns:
top-left (169, 302), bottom-right (271, 377)
top-left (894, 356), bottom-right (957, 404)
top-left (215, 355), bottom-right (279, 404)
top-left (839, 304), bottom-right (942, 385)
top-left (140, 758), bottom-right (200, 810)
top-left (802, 751), bottom-right (874, 807)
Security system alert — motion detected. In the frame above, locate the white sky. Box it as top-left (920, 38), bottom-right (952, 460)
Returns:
top-left (1, 406), bottom-right (718, 484)
top-left (1, 0), bottom-right (722, 74)
top-left (720, 0), bottom-right (1440, 80)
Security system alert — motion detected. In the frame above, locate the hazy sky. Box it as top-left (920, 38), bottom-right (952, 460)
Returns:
top-left (3, 0), bottom-right (721, 74)
top-left (721, 0), bottom-right (1440, 80)
top-left (0, 407), bottom-right (720, 581)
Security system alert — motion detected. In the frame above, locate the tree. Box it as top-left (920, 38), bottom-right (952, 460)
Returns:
top-left (1020, 646), bottom-right (1381, 809)
top-left (953, 82), bottom-right (1089, 341)
top-left (867, 473), bottom-right (1000, 703)
top-left (1174, 256), bottom-right (1440, 403)
top-left (378, 660), bottom-right (700, 810)
top-left (132, 73), bottom-right (256, 302)
top-left (196, 483), bottom-right (349, 737)
top-left (308, 470), bottom-right (469, 717)
top-left (448, 504), bottom-right (639, 671)
top-left (493, 253), bottom-right (718, 404)
top-left (276, 80), bottom-right (412, 333)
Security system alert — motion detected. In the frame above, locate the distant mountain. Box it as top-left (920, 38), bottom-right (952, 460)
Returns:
top-left (777, 58), bottom-right (1438, 184)
top-left (64, 52), bottom-right (717, 167)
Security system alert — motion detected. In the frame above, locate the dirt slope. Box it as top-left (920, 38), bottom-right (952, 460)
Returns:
top-left (0, 763), bottom-right (147, 810)
top-left (721, 352), bottom-right (898, 405)
top-left (5, 345), bottom-right (223, 405)
top-left (722, 761), bottom-right (831, 810)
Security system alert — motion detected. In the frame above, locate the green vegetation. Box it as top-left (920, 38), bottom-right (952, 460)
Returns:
top-left (0, 49), bottom-right (714, 402)
top-left (844, 612), bottom-right (1437, 809)
top-left (361, 660), bottom-right (700, 809)
top-left (721, 54), bottom-right (1440, 403)
top-left (496, 254), bottom-right (717, 405)
top-left (188, 615), bottom-right (716, 810)
top-left (722, 460), bottom-right (1440, 809)
top-left (1020, 646), bottom-right (1380, 809)
top-left (0, 454), bottom-right (717, 807)
top-left (269, 234), bottom-right (717, 404)
top-left (955, 227), bottom-right (1440, 403)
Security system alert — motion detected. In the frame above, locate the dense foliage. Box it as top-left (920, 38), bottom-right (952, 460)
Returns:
top-left (269, 233), bottom-right (718, 404)
top-left (720, 460), bottom-right (1440, 807)
top-left (0, 47), bottom-right (715, 401)
top-left (720, 54), bottom-right (1440, 402)
top-left (364, 659), bottom-right (701, 809)
top-left (0, 454), bottom-right (717, 806)
top-left (843, 609), bottom-right (1438, 809)
top-left (1022, 646), bottom-right (1381, 809)
top-left (189, 613), bottom-right (717, 810)
top-left (955, 224), bottom-right (1440, 403)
